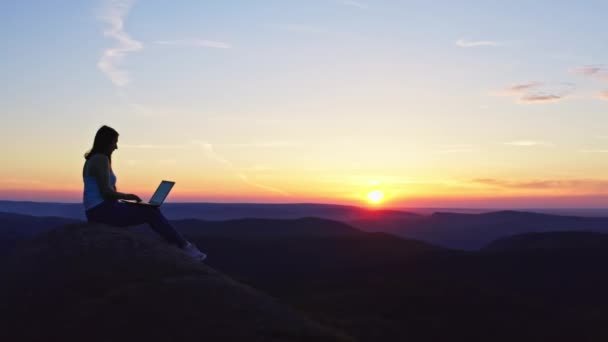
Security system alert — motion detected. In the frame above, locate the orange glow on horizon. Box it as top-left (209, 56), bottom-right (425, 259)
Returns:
top-left (6, 184), bottom-right (608, 209)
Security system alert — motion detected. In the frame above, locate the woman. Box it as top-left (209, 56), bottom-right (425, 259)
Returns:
top-left (82, 125), bottom-right (206, 261)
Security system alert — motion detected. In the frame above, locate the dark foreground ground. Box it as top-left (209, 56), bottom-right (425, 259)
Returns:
top-left (3, 212), bottom-right (608, 341)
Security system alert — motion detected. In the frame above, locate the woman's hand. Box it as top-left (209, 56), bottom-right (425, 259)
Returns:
top-left (124, 194), bottom-right (142, 202)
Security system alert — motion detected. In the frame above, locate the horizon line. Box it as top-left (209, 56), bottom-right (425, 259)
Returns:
top-left (1, 199), bottom-right (608, 211)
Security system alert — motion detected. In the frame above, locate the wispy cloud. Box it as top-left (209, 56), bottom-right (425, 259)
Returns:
top-left (192, 140), bottom-right (232, 166)
top-left (505, 82), bottom-right (541, 93)
top-left (155, 39), bottom-right (231, 49)
top-left (191, 140), bottom-right (289, 196)
top-left (493, 82), bottom-right (572, 104)
top-left (503, 140), bottom-right (552, 147)
top-left (97, 0), bottom-right (143, 87)
top-left (571, 65), bottom-right (608, 80)
top-left (339, 0), bottom-right (368, 9)
top-left (471, 178), bottom-right (608, 191)
top-left (455, 39), bottom-right (500, 48)
top-left (493, 82), bottom-right (542, 97)
top-left (570, 65), bottom-right (608, 101)
top-left (520, 94), bottom-right (562, 103)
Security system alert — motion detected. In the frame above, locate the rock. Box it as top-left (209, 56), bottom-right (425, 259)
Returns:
top-left (0, 223), bottom-right (352, 342)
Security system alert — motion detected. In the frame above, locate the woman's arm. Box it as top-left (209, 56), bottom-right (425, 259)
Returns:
top-left (89, 155), bottom-right (140, 201)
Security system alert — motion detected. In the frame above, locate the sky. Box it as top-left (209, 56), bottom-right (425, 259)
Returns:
top-left (1, 0), bottom-right (608, 208)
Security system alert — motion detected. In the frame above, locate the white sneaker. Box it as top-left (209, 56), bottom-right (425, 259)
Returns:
top-left (182, 241), bottom-right (207, 262)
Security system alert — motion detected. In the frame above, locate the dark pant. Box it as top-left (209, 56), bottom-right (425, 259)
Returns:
top-left (86, 200), bottom-right (188, 248)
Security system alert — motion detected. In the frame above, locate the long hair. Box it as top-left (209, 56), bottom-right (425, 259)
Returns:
top-left (84, 125), bottom-right (119, 163)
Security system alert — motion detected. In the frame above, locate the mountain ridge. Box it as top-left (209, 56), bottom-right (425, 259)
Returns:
top-left (483, 231), bottom-right (608, 251)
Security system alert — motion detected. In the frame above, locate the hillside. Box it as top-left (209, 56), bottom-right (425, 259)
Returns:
top-left (0, 223), bottom-right (351, 342)
top-left (355, 210), bottom-right (608, 249)
top-left (483, 231), bottom-right (608, 251)
top-left (172, 217), bottom-right (365, 238)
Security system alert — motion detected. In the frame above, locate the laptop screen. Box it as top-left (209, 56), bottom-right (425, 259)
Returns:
top-left (149, 180), bottom-right (175, 205)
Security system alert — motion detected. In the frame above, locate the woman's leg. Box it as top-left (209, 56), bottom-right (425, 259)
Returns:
top-left (87, 201), bottom-right (188, 248)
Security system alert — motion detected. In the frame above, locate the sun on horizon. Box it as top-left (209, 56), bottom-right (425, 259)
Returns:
top-left (366, 190), bottom-right (384, 205)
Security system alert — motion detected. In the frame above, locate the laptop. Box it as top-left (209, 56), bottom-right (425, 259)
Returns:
top-left (120, 180), bottom-right (175, 207)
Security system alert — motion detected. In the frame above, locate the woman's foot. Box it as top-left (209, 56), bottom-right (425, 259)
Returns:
top-left (182, 241), bottom-right (207, 261)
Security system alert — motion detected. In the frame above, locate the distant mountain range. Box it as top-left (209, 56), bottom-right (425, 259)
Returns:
top-left (5, 200), bottom-right (608, 220)
top-left (0, 212), bottom-right (80, 257)
top-left (0, 200), bottom-right (421, 221)
top-left (4, 201), bottom-right (608, 249)
top-left (381, 210), bottom-right (608, 249)
top-left (483, 231), bottom-right (608, 251)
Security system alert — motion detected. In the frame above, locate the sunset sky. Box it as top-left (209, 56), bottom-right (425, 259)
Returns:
top-left (1, 1), bottom-right (608, 208)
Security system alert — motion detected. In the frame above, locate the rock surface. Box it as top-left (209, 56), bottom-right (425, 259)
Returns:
top-left (0, 223), bottom-right (351, 342)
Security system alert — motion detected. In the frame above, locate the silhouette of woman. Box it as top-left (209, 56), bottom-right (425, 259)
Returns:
top-left (82, 125), bottom-right (206, 261)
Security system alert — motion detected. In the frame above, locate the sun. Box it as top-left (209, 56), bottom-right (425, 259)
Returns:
top-left (366, 190), bottom-right (384, 204)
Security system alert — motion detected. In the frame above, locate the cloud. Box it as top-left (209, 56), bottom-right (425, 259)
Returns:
top-left (570, 66), bottom-right (608, 101)
top-left (494, 82), bottom-right (571, 104)
top-left (339, 0), bottom-right (368, 9)
top-left (493, 82), bottom-right (543, 97)
top-left (455, 39), bottom-right (500, 48)
top-left (155, 39), bottom-right (231, 49)
top-left (192, 140), bottom-right (231, 166)
top-left (471, 178), bottom-right (608, 191)
top-left (97, 0), bottom-right (143, 87)
top-left (571, 65), bottom-right (608, 80)
top-left (503, 140), bottom-right (552, 147)
top-left (191, 140), bottom-right (289, 196)
top-left (520, 94), bottom-right (562, 103)
top-left (505, 82), bottom-right (541, 93)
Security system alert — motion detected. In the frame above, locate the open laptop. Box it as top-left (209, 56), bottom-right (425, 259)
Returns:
top-left (120, 180), bottom-right (175, 207)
